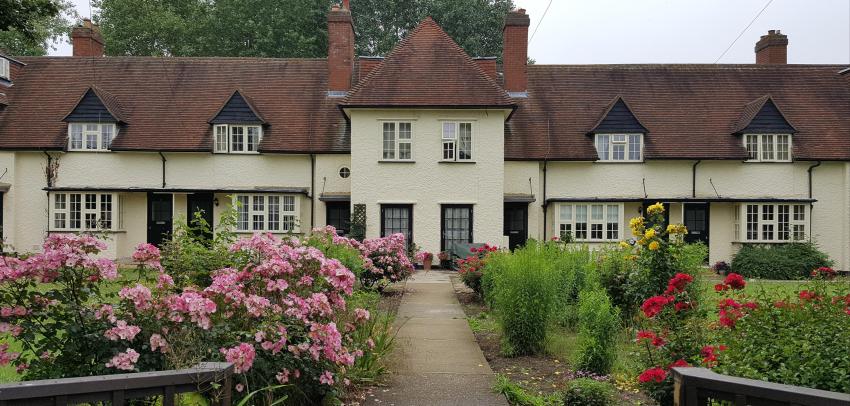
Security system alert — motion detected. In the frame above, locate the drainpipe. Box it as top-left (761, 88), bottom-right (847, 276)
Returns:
top-left (691, 160), bottom-right (701, 198)
top-left (43, 151), bottom-right (52, 235)
top-left (158, 152), bottom-right (167, 188)
top-left (807, 161), bottom-right (821, 242)
top-left (542, 160), bottom-right (548, 240)
top-left (310, 154), bottom-right (316, 230)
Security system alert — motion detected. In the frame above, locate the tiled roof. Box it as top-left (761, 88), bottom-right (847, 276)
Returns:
top-left (0, 57), bottom-right (348, 153)
top-left (506, 64), bottom-right (850, 160)
top-left (342, 18), bottom-right (514, 108)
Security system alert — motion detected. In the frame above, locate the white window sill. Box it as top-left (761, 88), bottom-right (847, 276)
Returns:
top-left (439, 160), bottom-right (476, 164)
top-left (594, 160), bottom-right (644, 164)
top-left (733, 240), bottom-right (806, 244)
top-left (743, 160), bottom-right (793, 163)
top-left (215, 152), bottom-right (262, 155)
top-left (67, 150), bottom-right (113, 153)
top-left (378, 160), bottom-right (415, 163)
top-left (48, 229), bottom-right (126, 234)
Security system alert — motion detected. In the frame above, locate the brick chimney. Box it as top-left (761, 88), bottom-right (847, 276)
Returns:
top-left (71, 18), bottom-right (105, 57)
top-left (755, 30), bottom-right (788, 64)
top-left (503, 8), bottom-right (530, 95)
top-left (327, 1), bottom-right (354, 95)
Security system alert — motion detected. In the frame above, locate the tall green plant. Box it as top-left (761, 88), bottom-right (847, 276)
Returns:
top-left (575, 289), bottom-right (620, 374)
top-left (161, 207), bottom-right (243, 287)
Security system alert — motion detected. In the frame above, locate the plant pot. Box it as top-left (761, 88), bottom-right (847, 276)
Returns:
top-left (424, 260), bottom-right (432, 271)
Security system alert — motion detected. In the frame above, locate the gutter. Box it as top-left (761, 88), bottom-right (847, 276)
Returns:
top-left (692, 160), bottom-right (701, 198)
top-left (158, 152), bottom-right (167, 188)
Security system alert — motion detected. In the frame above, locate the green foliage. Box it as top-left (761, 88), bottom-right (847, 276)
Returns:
top-left (562, 378), bottom-right (615, 406)
top-left (302, 228), bottom-right (367, 279)
top-left (548, 245), bottom-right (597, 329)
top-left (0, 0), bottom-right (77, 55)
top-left (715, 280), bottom-right (850, 393)
top-left (161, 209), bottom-right (242, 287)
top-left (575, 290), bottom-right (620, 374)
top-left (350, 204), bottom-right (367, 242)
top-left (351, 0), bottom-right (514, 58)
top-left (345, 291), bottom-right (396, 385)
top-left (596, 247), bottom-right (640, 318)
top-left (731, 242), bottom-right (833, 280)
top-left (492, 374), bottom-right (558, 406)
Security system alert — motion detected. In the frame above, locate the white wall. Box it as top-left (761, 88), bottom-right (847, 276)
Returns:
top-left (314, 154), bottom-right (352, 229)
top-left (504, 161), bottom-right (542, 243)
top-left (349, 108), bottom-right (510, 255)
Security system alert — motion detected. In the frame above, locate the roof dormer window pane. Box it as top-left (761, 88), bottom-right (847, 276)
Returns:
top-left (0, 59), bottom-right (9, 80)
top-left (212, 124), bottom-right (262, 154)
top-left (744, 134), bottom-right (791, 162)
top-left (594, 134), bottom-right (642, 162)
top-left (68, 123), bottom-right (116, 151)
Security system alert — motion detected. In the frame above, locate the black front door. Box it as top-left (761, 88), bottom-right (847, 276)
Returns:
top-left (326, 202), bottom-right (351, 236)
top-left (683, 203), bottom-right (710, 244)
top-left (441, 205), bottom-right (473, 252)
top-left (504, 203), bottom-right (528, 250)
top-left (187, 192), bottom-right (214, 240)
top-left (147, 193), bottom-right (173, 247)
top-left (380, 204), bottom-right (413, 245)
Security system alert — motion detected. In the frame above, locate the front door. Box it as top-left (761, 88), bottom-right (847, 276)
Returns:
top-left (504, 203), bottom-right (528, 250)
top-left (380, 204), bottom-right (413, 245)
top-left (683, 203), bottom-right (710, 245)
top-left (147, 193), bottom-right (173, 247)
top-left (326, 202), bottom-right (351, 236)
top-left (441, 204), bottom-right (473, 252)
top-left (187, 192), bottom-right (214, 240)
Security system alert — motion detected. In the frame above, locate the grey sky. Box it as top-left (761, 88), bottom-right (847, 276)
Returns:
top-left (51, 0), bottom-right (850, 65)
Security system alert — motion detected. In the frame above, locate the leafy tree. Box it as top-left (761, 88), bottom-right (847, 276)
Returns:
top-left (94, 0), bottom-right (514, 58)
top-left (0, 0), bottom-right (77, 55)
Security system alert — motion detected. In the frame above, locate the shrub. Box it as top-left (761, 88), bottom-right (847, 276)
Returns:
top-left (359, 234), bottom-right (414, 289)
top-left (161, 209), bottom-right (243, 287)
top-left (492, 374), bottom-right (554, 406)
top-left (549, 245), bottom-right (597, 329)
top-left (457, 244), bottom-right (498, 297)
top-left (731, 242), bottom-right (832, 280)
top-left (715, 279), bottom-right (850, 393)
top-left (562, 378), bottom-right (615, 406)
top-left (575, 289), bottom-right (620, 374)
top-left (711, 260), bottom-right (731, 275)
top-left (489, 242), bottom-right (555, 356)
top-left (302, 226), bottom-right (367, 279)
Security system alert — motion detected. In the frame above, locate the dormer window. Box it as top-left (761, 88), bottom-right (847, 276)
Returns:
top-left (68, 123), bottom-right (116, 151)
top-left (595, 134), bottom-right (642, 162)
top-left (744, 134), bottom-right (791, 162)
top-left (214, 124), bottom-right (262, 154)
top-left (0, 59), bottom-right (9, 81)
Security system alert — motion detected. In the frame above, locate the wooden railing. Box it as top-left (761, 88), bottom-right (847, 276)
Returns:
top-left (0, 362), bottom-right (233, 406)
top-left (673, 367), bottom-right (850, 406)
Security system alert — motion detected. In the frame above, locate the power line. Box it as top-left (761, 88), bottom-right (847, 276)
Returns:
top-left (529, 0), bottom-right (554, 45)
top-left (714, 0), bottom-right (774, 63)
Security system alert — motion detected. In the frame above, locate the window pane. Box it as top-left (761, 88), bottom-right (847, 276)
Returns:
top-left (793, 224), bottom-right (805, 241)
top-left (443, 141), bottom-right (455, 160)
top-left (70, 194), bottom-right (81, 229)
top-left (746, 205), bottom-right (758, 240)
top-left (777, 204), bottom-right (790, 240)
top-left (268, 196), bottom-right (280, 231)
top-left (55, 193), bottom-right (66, 210)
top-left (628, 135), bottom-right (641, 160)
top-left (776, 134), bottom-right (790, 161)
top-left (559, 224), bottom-right (572, 240)
top-left (793, 204), bottom-right (805, 221)
top-left (612, 144), bottom-right (625, 160)
top-left (70, 124), bottom-right (83, 149)
top-left (236, 196), bottom-right (249, 231)
top-left (231, 126), bottom-right (244, 152)
top-left (559, 204), bottom-right (572, 221)
top-left (252, 195), bottom-right (265, 231)
top-left (591, 204), bottom-right (603, 221)
top-left (282, 195), bottom-right (295, 212)
top-left (382, 122), bottom-right (395, 160)
top-left (247, 127), bottom-right (260, 152)
top-left (100, 125), bottom-right (113, 149)
top-left (442, 206), bottom-right (472, 252)
top-left (399, 142), bottom-right (412, 160)
top-left (575, 205), bottom-right (587, 240)
top-left (398, 122), bottom-right (412, 139)
top-left (606, 205), bottom-right (619, 240)
top-left (100, 194), bottom-right (112, 229)
top-left (761, 204), bottom-right (773, 221)
top-left (761, 134), bottom-right (774, 160)
top-left (596, 135), bottom-right (609, 160)
top-left (458, 123), bottom-right (472, 160)
top-left (442, 122), bottom-right (456, 139)
top-left (215, 126), bottom-right (228, 152)
top-left (746, 135), bottom-right (759, 160)
top-left (611, 134), bottom-right (626, 143)
top-left (85, 124), bottom-right (98, 149)
top-left (85, 193), bottom-right (97, 210)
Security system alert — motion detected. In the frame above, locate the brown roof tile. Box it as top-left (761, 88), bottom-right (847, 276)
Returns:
top-left (0, 57), bottom-right (348, 153)
top-left (506, 64), bottom-right (850, 161)
top-left (342, 18), bottom-right (514, 108)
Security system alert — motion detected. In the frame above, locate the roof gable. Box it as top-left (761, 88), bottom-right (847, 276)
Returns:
top-left (209, 90), bottom-right (265, 124)
top-left (732, 95), bottom-right (796, 134)
top-left (589, 96), bottom-right (647, 134)
top-left (63, 87), bottom-right (125, 123)
top-left (342, 17), bottom-right (513, 108)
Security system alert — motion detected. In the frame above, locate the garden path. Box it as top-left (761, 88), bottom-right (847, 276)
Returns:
top-left (363, 270), bottom-right (507, 406)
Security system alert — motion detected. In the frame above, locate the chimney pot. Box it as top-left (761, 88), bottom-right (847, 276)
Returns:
top-left (342, 0), bottom-right (350, 10)
top-left (71, 18), bottom-right (105, 57)
top-left (503, 9), bottom-right (530, 94)
top-left (755, 29), bottom-right (788, 65)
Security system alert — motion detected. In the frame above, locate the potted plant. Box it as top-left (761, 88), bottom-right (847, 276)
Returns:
top-left (416, 251), bottom-right (433, 271)
top-left (438, 251), bottom-right (450, 268)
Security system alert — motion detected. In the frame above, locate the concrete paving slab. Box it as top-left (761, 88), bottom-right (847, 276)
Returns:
top-left (364, 373), bottom-right (506, 406)
top-left (394, 318), bottom-right (476, 340)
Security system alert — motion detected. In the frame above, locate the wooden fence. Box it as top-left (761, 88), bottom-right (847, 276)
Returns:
top-left (673, 367), bottom-right (850, 406)
top-left (0, 362), bottom-right (233, 406)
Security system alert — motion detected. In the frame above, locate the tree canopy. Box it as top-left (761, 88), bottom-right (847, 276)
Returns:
top-left (0, 0), bottom-right (77, 56)
top-left (94, 0), bottom-right (514, 58)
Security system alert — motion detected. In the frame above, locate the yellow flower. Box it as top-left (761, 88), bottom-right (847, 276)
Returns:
top-left (666, 224), bottom-right (688, 235)
top-left (637, 238), bottom-right (647, 246)
top-left (648, 241), bottom-right (660, 251)
top-left (619, 241), bottom-right (630, 249)
top-left (629, 216), bottom-right (645, 237)
top-left (646, 202), bottom-right (665, 216)
top-left (644, 228), bottom-right (656, 239)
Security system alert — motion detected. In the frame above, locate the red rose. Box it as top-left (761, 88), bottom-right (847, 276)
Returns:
top-left (638, 367), bottom-right (667, 383)
top-left (722, 273), bottom-right (746, 290)
top-left (636, 330), bottom-right (656, 342)
top-left (674, 301), bottom-right (692, 312)
top-left (668, 359), bottom-right (690, 369)
top-left (641, 295), bottom-right (671, 318)
top-left (714, 283), bottom-right (728, 292)
top-left (665, 273), bottom-right (694, 294)
top-left (799, 290), bottom-right (821, 302)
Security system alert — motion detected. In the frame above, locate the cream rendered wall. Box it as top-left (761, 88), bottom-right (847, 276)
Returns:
top-left (694, 161), bottom-right (809, 198)
top-left (314, 154), bottom-right (352, 229)
top-left (349, 109), bottom-right (508, 255)
top-left (546, 161), bottom-right (694, 199)
top-left (504, 161), bottom-right (542, 243)
top-left (6, 152), bottom-right (49, 253)
top-left (810, 162), bottom-right (849, 270)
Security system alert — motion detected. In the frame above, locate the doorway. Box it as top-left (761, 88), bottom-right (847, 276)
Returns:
top-left (380, 204), bottom-right (413, 245)
top-left (187, 192), bottom-right (214, 241)
top-left (683, 203), bottom-right (710, 245)
top-left (504, 203), bottom-right (528, 250)
top-left (147, 193), bottom-right (173, 247)
top-left (326, 201), bottom-right (351, 236)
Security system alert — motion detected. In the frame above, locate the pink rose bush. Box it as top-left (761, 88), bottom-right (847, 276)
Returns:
top-left (359, 233), bottom-right (414, 289)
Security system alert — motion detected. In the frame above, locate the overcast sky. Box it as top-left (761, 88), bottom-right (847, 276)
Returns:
top-left (51, 0), bottom-right (850, 65)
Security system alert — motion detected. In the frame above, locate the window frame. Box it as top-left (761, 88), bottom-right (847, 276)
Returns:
top-left (743, 134), bottom-right (792, 162)
top-left (67, 123), bottom-right (117, 151)
top-left (734, 203), bottom-right (807, 243)
top-left (233, 194), bottom-right (298, 233)
top-left (51, 192), bottom-right (118, 231)
top-left (594, 133), bottom-right (643, 162)
top-left (213, 124), bottom-right (263, 154)
top-left (380, 121), bottom-right (414, 161)
top-left (441, 121), bottom-right (474, 162)
top-left (555, 203), bottom-right (623, 242)
top-left (0, 59), bottom-right (9, 80)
